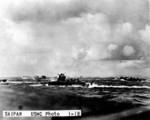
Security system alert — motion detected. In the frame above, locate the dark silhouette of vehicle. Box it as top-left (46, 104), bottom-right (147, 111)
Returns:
top-left (48, 73), bottom-right (86, 86)
top-left (0, 79), bottom-right (7, 82)
top-left (57, 73), bottom-right (66, 82)
top-left (119, 76), bottom-right (146, 81)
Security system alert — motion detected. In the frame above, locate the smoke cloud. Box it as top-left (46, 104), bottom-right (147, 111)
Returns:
top-left (0, 0), bottom-right (149, 77)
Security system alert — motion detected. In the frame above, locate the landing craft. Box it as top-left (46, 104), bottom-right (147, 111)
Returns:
top-left (0, 79), bottom-right (7, 82)
top-left (47, 73), bottom-right (86, 86)
top-left (35, 73), bottom-right (87, 86)
top-left (0, 79), bottom-right (7, 83)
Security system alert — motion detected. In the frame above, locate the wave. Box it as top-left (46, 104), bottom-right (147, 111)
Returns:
top-left (87, 83), bottom-right (150, 89)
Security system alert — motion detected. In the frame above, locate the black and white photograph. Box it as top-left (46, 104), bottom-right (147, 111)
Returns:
top-left (0, 0), bottom-right (150, 120)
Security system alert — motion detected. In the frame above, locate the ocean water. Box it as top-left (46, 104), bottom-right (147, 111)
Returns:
top-left (0, 78), bottom-right (150, 120)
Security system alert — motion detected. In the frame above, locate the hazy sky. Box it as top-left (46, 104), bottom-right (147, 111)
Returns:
top-left (0, 0), bottom-right (149, 77)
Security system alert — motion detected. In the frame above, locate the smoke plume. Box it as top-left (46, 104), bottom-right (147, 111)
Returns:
top-left (0, 0), bottom-right (149, 77)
